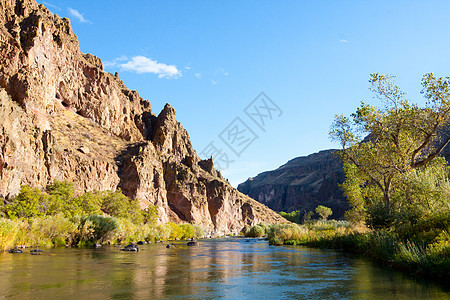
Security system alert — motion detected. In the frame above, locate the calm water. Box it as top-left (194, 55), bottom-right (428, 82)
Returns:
top-left (0, 238), bottom-right (448, 299)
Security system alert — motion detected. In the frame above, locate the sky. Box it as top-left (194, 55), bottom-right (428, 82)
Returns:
top-left (39, 0), bottom-right (450, 186)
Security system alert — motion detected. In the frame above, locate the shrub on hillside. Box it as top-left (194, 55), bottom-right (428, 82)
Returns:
top-left (101, 190), bottom-right (143, 224)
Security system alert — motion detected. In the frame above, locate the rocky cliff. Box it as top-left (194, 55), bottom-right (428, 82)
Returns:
top-left (0, 0), bottom-right (285, 235)
top-left (238, 150), bottom-right (349, 219)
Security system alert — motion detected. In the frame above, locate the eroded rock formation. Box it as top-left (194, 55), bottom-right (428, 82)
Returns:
top-left (238, 150), bottom-right (349, 219)
top-left (0, 0), bottom-right (285, 235)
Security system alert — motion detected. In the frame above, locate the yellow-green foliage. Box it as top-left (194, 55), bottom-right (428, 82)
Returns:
top-left (267, 223), bottom-right (310, 245)
top-left (0, 181), bottom-right (206, 250)
top-left (0, 218), bottom-right (20, 251)
top-left (101, 190), bottom-right (143, 224)
top-left (168, 222), bottom-right (183, 240)
top-left (180, 223), bottom-right (195, 239)
top-left (8, 185), bottom-right (46, 218)
top-left (74, 191), bottom-right (103, 216)
top-left (268, 219), bottom-right (449, 277)
top-left (157, 223), bottom-right (172, 241)
top-left (247, 225), bottom-right (265, 238)
top-left (29, 214), bottom-right (77, 247)
top-left (193, 224), bottom-right (205, 238)
top-left (0, 182), bottom-right (161, 227)
top-left (278, 210), bottom-right (302, 224)
top-left (315, 205), bottom-right (332, 221)
top-left (114, 218), bottom-right (142, 244)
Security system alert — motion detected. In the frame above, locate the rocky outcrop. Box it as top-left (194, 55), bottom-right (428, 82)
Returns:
top-left (238, 150), bottom-right (349, 219)
top-left (0, 0), bottom-right (285, 235)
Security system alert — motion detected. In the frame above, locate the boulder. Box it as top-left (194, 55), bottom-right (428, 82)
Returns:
top-left (119, 243), bottom-right (139, 252)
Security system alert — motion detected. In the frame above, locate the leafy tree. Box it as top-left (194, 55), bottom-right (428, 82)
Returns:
top-left (8, 185), bottom-right (46, 218)
top-left (167, 222), bottom-right (183, 239)
top-left (46, 181), bottom-right (75, 201)
top-left (331, 73), bottom-right (450, 228)
top-left (315, 205), bottom-right (332, 220)
top-left (279, 210), bottom-right (302, 224)
top-left (74, 191), bottom-right (103, 216)
top-left (46, 181), bottom-right (83, 217)
top-left (180, 223), bottom-right (195, 239)
top-left (0, 198), bottom-right (7, 218)
top-left (303, 211), bottom-right (314, 223)
top-left (142, 204), bottom-right (158, 225)
top-left (101, 190), bottom-right (143, 224)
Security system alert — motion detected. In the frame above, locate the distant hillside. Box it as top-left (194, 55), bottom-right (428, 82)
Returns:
top-left (238, 150), bottom-right (349, 219)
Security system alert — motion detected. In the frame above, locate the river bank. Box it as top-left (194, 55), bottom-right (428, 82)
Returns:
top-left (244, 221), bottom-right (449, 282)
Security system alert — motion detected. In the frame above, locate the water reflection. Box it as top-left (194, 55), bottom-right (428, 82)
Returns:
top-left (0, 238), bottom-right (447, 299)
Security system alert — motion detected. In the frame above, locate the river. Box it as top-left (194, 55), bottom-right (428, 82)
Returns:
top-left (0, 238), bottom-right (447, 299)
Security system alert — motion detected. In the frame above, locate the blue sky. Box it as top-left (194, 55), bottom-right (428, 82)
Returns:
top-left (40, 1), bottom-right (450, 186)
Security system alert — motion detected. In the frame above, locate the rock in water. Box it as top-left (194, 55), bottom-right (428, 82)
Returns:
top-left (120, 243), bottom-right (139, 252)
top-left (9, 249), bottom-right (23, 253)
top-left (0, 0), bottom-right (285, 236)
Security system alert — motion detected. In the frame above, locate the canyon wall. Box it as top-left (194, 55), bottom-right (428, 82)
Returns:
top-left (0, 0), bottom-right (285, 235)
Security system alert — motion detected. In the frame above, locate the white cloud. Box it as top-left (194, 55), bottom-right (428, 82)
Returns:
top-left (210, 79), bottom-right (217, 85)
top-left (194, 73), bottom-right (201, 79)
top-left (339, 39), bottom-right (349, 43)
top-left (42, 2), bottom-right (61, 11)
top-left (118, 56), bottom-right (182, 78)
top-left (217, 67), bottom-right (229, 76)
top-left (184, 66), bottom-right (191, 70)
top-left (103, 55), bottom-right (128, 68)
top-left (68, 8), bottom-right (91, 23)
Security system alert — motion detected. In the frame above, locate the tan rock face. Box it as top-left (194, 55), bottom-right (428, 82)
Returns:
top-left (0, 0), bottom-right (286, 234)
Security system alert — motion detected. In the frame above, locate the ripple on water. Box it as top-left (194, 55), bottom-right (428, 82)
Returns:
top-left (0, 239), bottom-right (448, 299)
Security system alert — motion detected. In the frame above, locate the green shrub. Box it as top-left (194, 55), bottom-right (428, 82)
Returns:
top-left (193, 224), bottom-right (205, 238)
top-left (142, 205), bottom-right (158, 225)
top-left (167, 222), bottom-right (183, 240)
top-left (8, 185), bottom-right (46, 218)
top-left (279, 210), bottom-right (302, 224)
top-left (101, 190), bottom-right (143, 224)
top-left (267, 223), bottom-right (309, 244)
top-left (315, 205), bottom-right (332, 221)
top-left (157, 223), bottom-right (171, 241)
top-left (74, 191), bottom-right (103, 216)
top-left (246, 225), bottom-right (265, 238)
top-left (29, 214), bottom-right (77, 247)
top-left (0, 218), bottom-right (20, 251)
top-left (114, 218), bottom-right (143, 244)
top-left (78, 215), bottom-right (117, 244)
top-left (0, 199), bottom-right (7, 218)
top-left (180, 223), bottom-right (195, 239)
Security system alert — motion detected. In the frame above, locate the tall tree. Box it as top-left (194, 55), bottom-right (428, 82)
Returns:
top-left (330, 73), bottom-right (450, 211)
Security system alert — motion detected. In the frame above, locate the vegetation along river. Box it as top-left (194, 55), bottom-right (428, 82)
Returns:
top-left (0, 238), bottom-right (447, 299)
